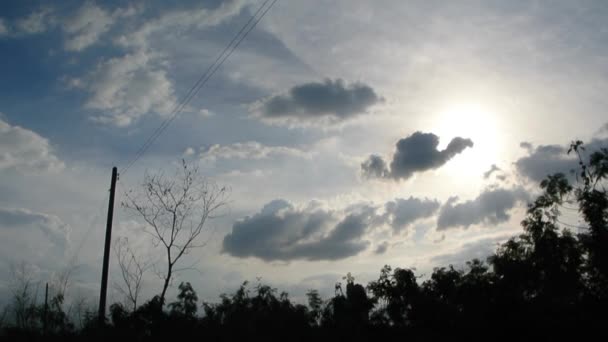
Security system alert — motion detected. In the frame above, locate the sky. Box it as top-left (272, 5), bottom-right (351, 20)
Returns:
top-left (1, 0), bottom-right (608, 309)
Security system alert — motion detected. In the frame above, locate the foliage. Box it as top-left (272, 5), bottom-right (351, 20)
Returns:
top-left (2, 139), bottom-right (607, 340)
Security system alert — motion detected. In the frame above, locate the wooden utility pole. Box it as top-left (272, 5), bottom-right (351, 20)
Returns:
top-left (98, 166), bottom-right (118, 325)
top-left (43, 282), bottom-right (48, 334)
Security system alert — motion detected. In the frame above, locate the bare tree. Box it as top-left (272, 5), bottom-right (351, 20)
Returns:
top-left (113, 237), bottom-right (150, 311)
top-left (122, 159), bottom-right (228, 305)
top-left (9, 262), bottom-right (40, 330)
top-left (0, 306), bottom-right (8, 330)
top-left (68, 295), bottom-right (90, 331)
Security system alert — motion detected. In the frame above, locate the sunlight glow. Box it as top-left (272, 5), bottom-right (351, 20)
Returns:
top-left (433, 102), bottom-right (504, 181)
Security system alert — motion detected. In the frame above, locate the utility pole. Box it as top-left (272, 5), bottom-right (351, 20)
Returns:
top-left (98, 166), bottom-right (118, 325)
top-left (43, 282), bottom-right (48, 334)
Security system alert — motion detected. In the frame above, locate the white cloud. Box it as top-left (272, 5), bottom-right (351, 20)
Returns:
top-left (15, 8), bottom-right (54, 34)
top-left (62, 1), bottom-right (115, 51)
top-left (78, 1), bottom-right (245, 126)
top-left (183, 147), bottom-right (196, 157)
top-left (0, 117), bottom-right (64, 172)
top-left (200, 141), bottom-right (311, 161)
top-left (0, 207), bottom-right (70, 250)
top-left (0, 207), bottom-right (71, 268)
top-left (0, 19), bottom-right (8, 36)
top-left (84, 50), bottom-right (177, 127)
top-left (199, 109), bottom-right (214, 118)
top-left (115, 0), bottom-right (246, 49)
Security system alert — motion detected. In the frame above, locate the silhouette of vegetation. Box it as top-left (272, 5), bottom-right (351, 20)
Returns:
top-left (113, 236), bottom-right (150, 312)
top-left (122, 159), bottom-right (229, 306)
top-left (1, 139), bottom-right (607, 340)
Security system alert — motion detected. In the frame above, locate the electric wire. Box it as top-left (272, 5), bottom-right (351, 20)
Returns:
top-left (120, 0), bottom-right (278, 177)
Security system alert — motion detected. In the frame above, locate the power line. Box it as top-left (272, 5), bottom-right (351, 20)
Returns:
top-left (120, 0), bottom-right (278, 176)
top-left (71, 191), bottom-right (110, 263)
top-left (556, 218), bottom-right (588, 231)
top-left (122, 0), bottom-right (271, 174)
top-left (557, 203), bottom-right (579, 211)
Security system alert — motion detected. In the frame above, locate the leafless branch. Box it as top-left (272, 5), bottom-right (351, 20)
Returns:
top-left (113, 237), bottom-right (150, 311)
top-left (121, 159), bottom-right (228, 304)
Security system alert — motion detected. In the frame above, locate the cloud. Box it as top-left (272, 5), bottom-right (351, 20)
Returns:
top-left (361, 155), bottom-right (389, 178)
top-left (362, 132), bottom-right (473, 181)
top-left (515, 138), bottom-right (608, 183)
top-left (222, 194), bottom-right (441, 261)
top-left (222, 200), bottom-right (380, 261)
top-left (483, 164), bottom-right (501, 179)
top-left (0, 208), bottom-right (71, 273)
top-left (374, 241), bottom-right (389, 255)
top-left (0, 208), bottom-right (72, 299)
top-left (436, 187), bottom-right (529, 230)
top-left (383, 197), bottom-right (440, 232)
top-left (199, 109), bottom-right (214, 118)
top-left (115, 0), bottom-right (246, 49)
top-left (599, 122), bottom-right (608, 135)
top-left (519, 142), bottom-right (533, 151)
top-left (15, 8), bottom-right (55, 35)
top-left (515, 143), bottom-right (577, 183)
top-left (0, 19), bottom-right (8, 36)
top-left (0, 118), bottom-right (64, 172)
top-left (62, 1), bottom-right (119, 51)
top-left (76, 1), bottom-right (245, 126)
top-left (200, 141), bottom-right (311, 161)
top-left (431, 234), bottom-right (512, 266)
top-left (250, 79), bottom-right (382, 125)
top-left (83, 50), bottom-right (177, 127)
top-left (0, 207), bottom-right (70, 251)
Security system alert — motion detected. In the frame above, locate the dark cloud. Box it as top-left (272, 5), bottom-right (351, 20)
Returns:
top-left (374, 241), bottom-right (389, 255)
top-left (251, 78), bottom-right (382, 124)
top-left (483, 164), bottom-right (501, 179)
top-left (222, 200), bottom-right (379, 261)
top-left (223, 195), bottom-right (441, 261)
top-left (361, 154), bottom-right (389, 178)
top-left (384, 197), bottom-right (440, 232)
top-left (362, 132), bottom-right (473, 181)
top-left (515, 138), bottom-right (608, 183)
top-left (515, 144), bottom-right (575, 183)
top-left (436, 187), bottom-right (529, 230)
top-left (519, 141), bottom-right (533, 151)
top-left (596, 122), bottom-right (608, 135)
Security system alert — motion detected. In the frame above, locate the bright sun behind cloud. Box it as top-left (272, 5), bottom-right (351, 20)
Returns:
top-left (433, 102), bottom-right (505, 182)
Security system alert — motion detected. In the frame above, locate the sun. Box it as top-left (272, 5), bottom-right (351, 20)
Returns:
top-left (432, 102), bottom-right (504, 178)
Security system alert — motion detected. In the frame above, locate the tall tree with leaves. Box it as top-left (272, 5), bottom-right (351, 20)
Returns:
top-left (169, 282), bottom-right (198, 318)
top-left (569, 141), bottom-right (608, 297)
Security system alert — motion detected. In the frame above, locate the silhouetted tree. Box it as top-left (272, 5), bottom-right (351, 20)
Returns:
top-left (368, 265), bottom-right (420, 327)
top-left (306, 289), bottom-right (323, 325)
top-left (2, 137), bottom-right (607, 340)
top-left (569, 141), bottom-right (608, 298)
top-left (122, 159), bottom-right (229, 305)
top-left (113, 237), bottom-right (150, 312)
top-left (169, 282), bottom-right (198, 319)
